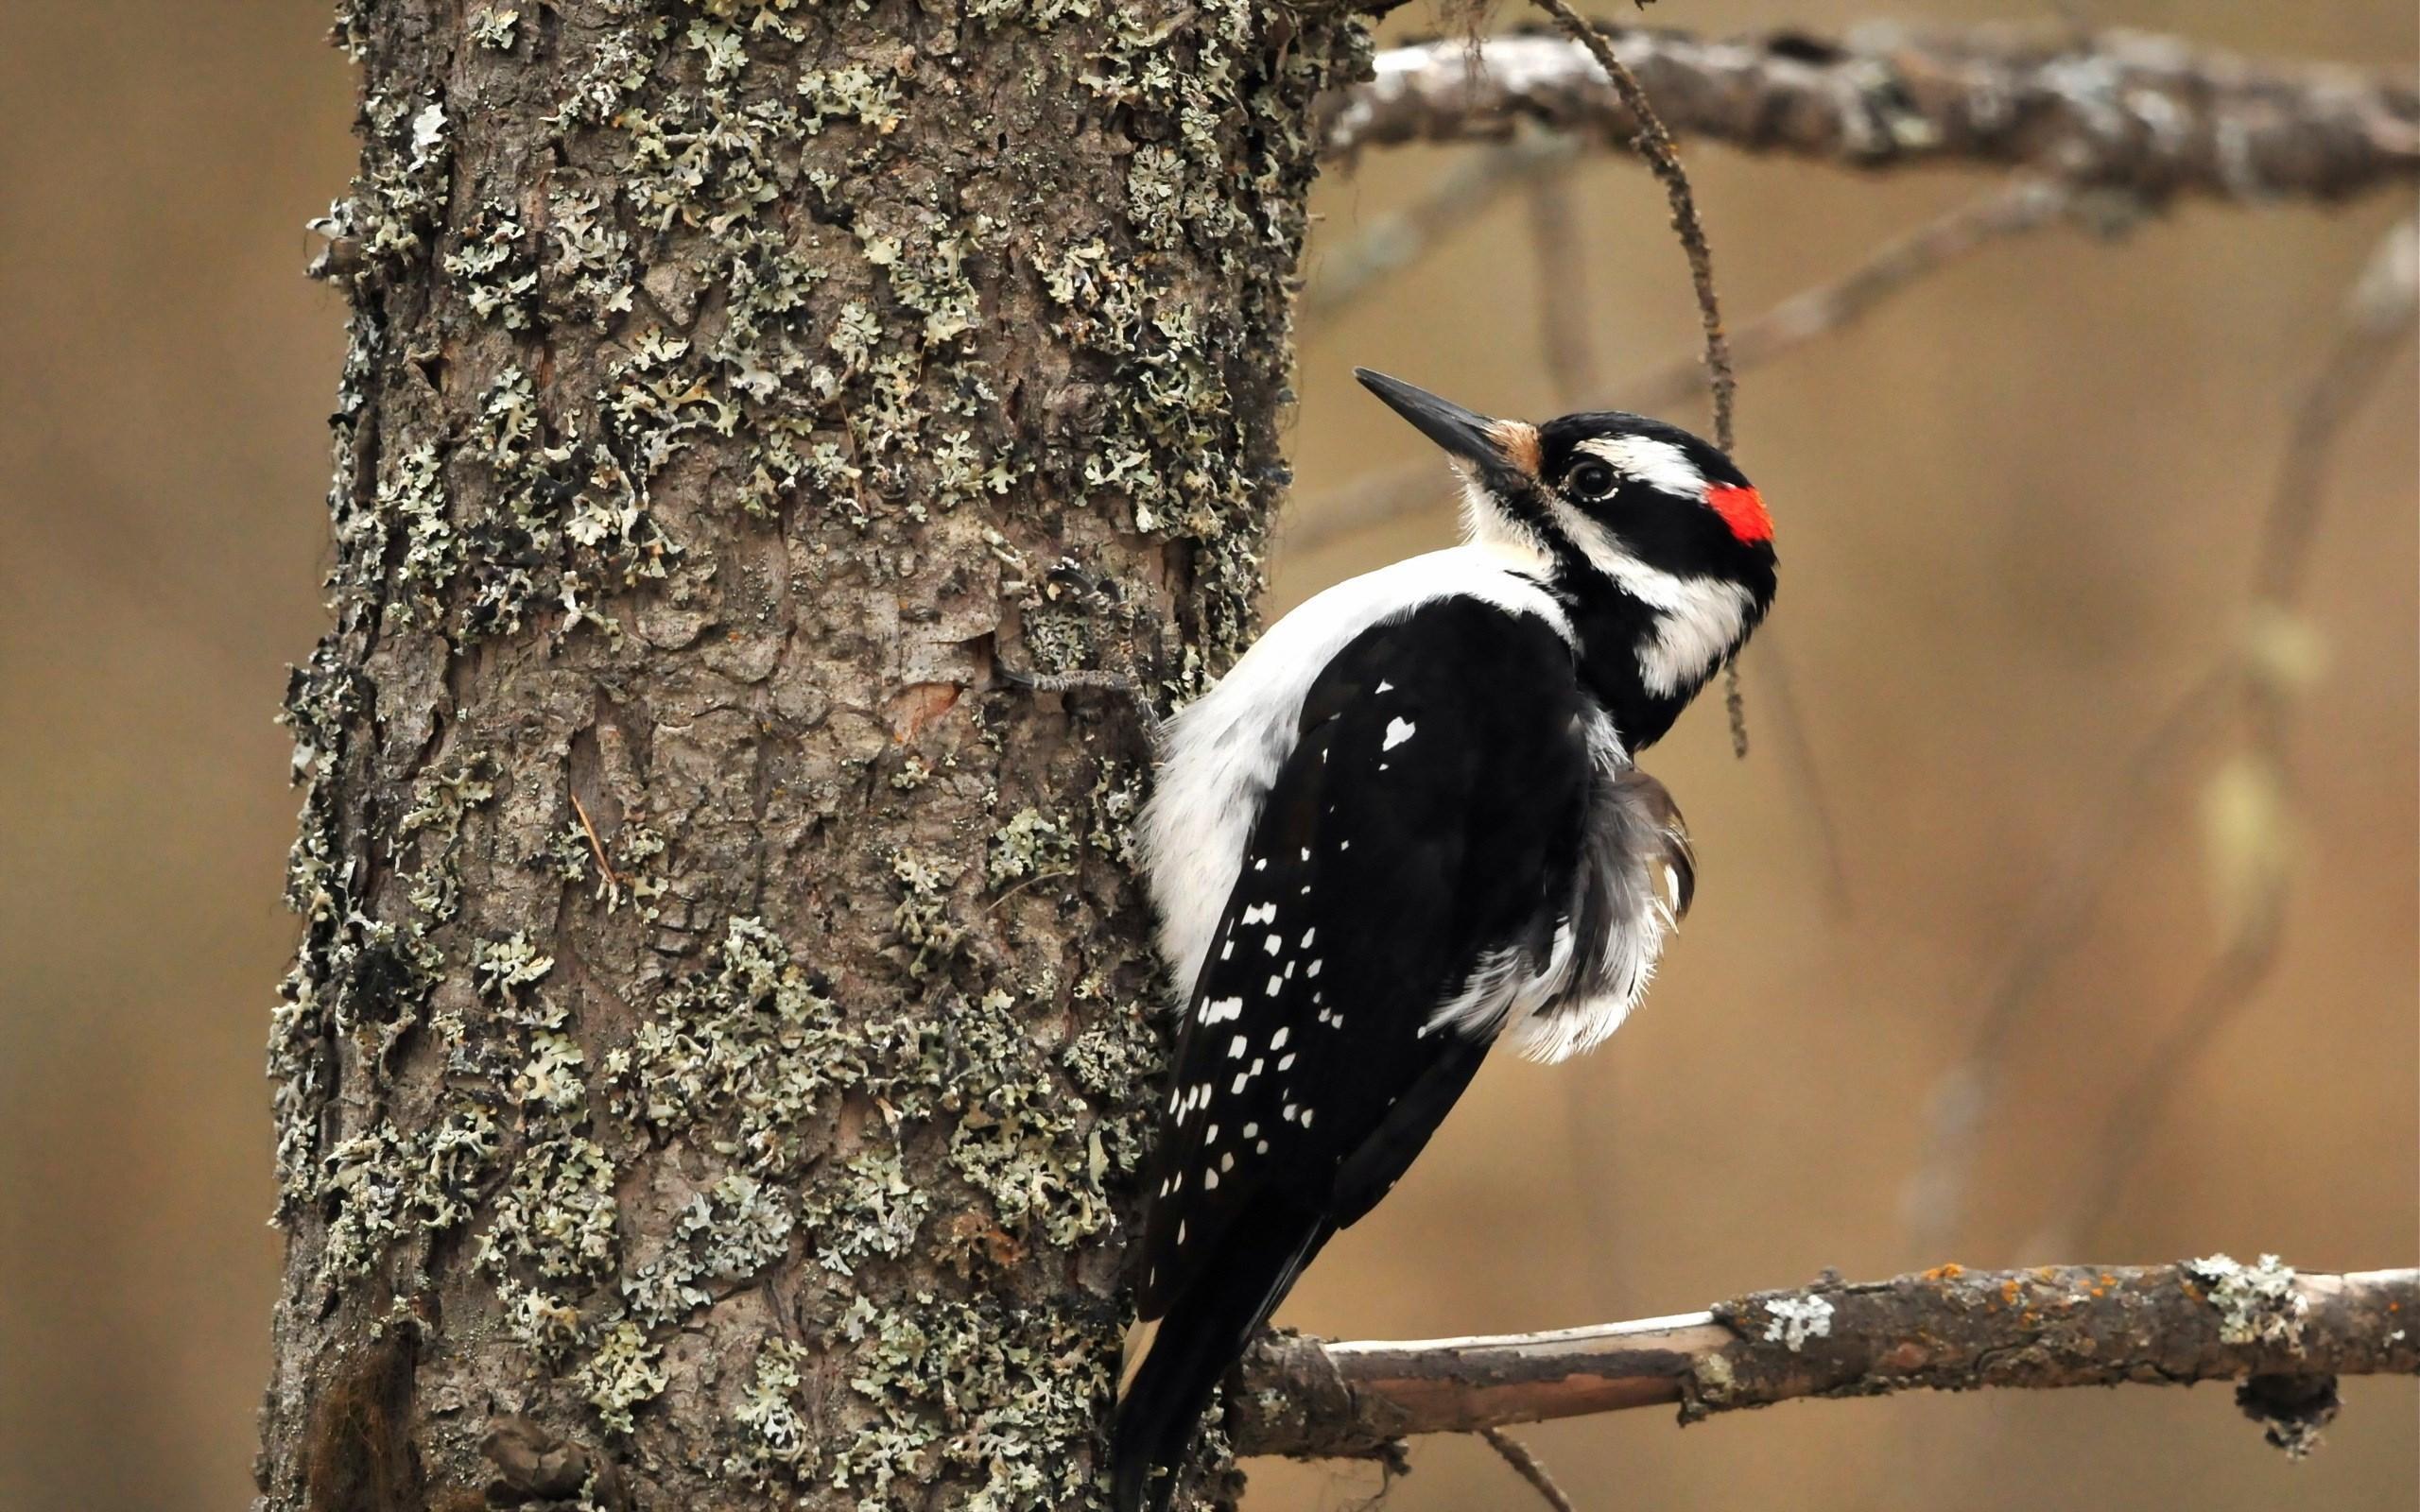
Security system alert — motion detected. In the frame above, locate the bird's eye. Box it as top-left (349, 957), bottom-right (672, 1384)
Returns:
top-left (1566, 461), bottom-right (1617, 501)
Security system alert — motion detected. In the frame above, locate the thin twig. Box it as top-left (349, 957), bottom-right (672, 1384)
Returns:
top-left (2253, 215), bottom-right (2419, 607)
top-left (1621, 178), bottom-right (2074, 415)
top-left (1285, 179), bottom-right (2070, 558)
top-left (1479, 1427), bottom-right (1580, 1512)
top-left (1234, 1263), bottom-right (2420, 1459)
top-left (2019, 215), bottom-right (2417, 1257)
top-left (1899, 668), bottom-right (2240, 1250)
top-left (1534, 0), bottom-right (1745, 750)
top-left (1525, 0), bottom-right (1735, 452)
top-left (1523, 163), bottom-right (1601, 404)
top-left (568, 791), bottom-right (624, 896)
top-left (1306, 136), bottom-right (1577, 334)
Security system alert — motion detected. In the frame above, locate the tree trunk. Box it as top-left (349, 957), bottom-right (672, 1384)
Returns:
top-left (260, 4), bottom-right (1369, 1507)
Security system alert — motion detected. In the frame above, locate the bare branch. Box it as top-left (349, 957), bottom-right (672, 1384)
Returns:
top-left (1233, 1263), bottom-right (2420, 1460)
top-left (1320, 26), bottom-right (2420, 205)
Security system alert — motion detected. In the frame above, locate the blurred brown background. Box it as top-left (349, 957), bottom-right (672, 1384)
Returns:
top-left (0, 3), bottom-right (2411, 1510)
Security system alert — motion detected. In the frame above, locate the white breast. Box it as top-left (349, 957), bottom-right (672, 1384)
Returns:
top-left (1139, 545), bottom-right (1571, 1007)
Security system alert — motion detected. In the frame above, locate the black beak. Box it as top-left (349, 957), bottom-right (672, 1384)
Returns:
top-left (1354, 369), bottom-right (1497, 463)
top-left (1353, 369), bottom-right (1536, 493)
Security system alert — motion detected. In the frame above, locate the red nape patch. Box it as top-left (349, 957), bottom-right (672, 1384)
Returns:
top-left (1708, 484), bottom-right (1772, 543)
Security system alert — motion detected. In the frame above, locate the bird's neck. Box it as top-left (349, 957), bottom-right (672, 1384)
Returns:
top-left (1554, 565), bottom-right (1751, 752)
top-left (1454, 501), bottom-right (1751, 749)
top-left (1560, 591), bottom-right (1690, 750)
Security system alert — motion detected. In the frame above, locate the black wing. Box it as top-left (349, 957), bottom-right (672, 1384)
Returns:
top-left (1115, 597), bottom-right (1590, 1511)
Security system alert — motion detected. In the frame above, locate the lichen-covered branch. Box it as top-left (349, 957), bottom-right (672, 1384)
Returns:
top-left (1232, 1261), bottom-right (2420, 1460)
top-left (1320, 26), bottom-right (2420, 204)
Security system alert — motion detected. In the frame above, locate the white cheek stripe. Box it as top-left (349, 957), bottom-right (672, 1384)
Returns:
top-left (1577, 436), bottom-right (1706, 500)
top-left (1544, 500), bottom-right (1752, 697)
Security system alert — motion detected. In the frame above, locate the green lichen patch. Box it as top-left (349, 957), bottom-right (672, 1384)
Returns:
top-left (801, 1148), bottom-right (931, 1278)
top-left (442, 199), bottom-right (539, 330)
top-left (469, 7), bottom-right (519, 50)
top-left (986, 806), bottom-right (1075, 891)
top-left (726, 1336), bottom-right (818, 1484)
top-left (542, 186), bottom-right (636, 329)
top-left (2187, 1253), bottom-right (2308, 1349)
top-left (479, 1134), bottom-right (620, 1285)
top-left (621, 1173), bottom-right (798, 1324)
top-left (579, 1320), bottom-right (668, 1437)
top-left (497, 1278), bottom-right (587, 1365)
top-left (474, 931), bottom-right (560, 1022)
top-left (604, 916), bottom-right (854, 1176)
top-left (888, 850), bottom-right (966, 980)
top-left (832, 1293), bottom-right (1115, 1512)
top-left (317, 1108), bottom-right (500, 1281)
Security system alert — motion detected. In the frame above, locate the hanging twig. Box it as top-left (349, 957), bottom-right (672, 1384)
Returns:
top-left (1525, 0), bottom-right (1735, 451)
top-left (1479, 1426), bottom-right (1581, 1512)
top-left (1287, 178), bottom-right (2073, 558)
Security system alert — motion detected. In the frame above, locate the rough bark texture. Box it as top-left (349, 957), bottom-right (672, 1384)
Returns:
top-left (1323, 26), bottom-right (2420, 202)
top-left (259, 3), bottom-right (1370, 1509)
top-left (1232, 1262), bottom-right (2420, 1460)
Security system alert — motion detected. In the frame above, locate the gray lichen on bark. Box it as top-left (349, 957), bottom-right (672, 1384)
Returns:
top-left (262, 2), bottom-right (1371, 1507)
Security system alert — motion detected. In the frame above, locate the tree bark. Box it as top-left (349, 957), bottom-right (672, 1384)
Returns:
top-left (260, 4), bottom-right (1370, 1509)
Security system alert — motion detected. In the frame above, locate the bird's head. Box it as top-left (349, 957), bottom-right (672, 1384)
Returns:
top-left (1355, 368), bottom-right (1776, 747)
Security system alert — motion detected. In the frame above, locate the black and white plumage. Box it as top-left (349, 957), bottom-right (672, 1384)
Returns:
top-left (1113, 371), bottom-right (1776, 1512)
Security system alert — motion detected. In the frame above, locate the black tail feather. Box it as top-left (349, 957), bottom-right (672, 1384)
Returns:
top-left (1114, 1202), bottom-right (1332, 1512)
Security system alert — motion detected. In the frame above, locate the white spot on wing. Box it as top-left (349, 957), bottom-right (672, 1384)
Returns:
top-left (1139, 545), bottom-right (1574, 1006)
top-left (1382, 717), bottom-right (1416, 751)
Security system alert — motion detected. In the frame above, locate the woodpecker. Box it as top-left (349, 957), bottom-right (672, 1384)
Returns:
top-left (1110, 370), bottom-right (1777, 1512)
